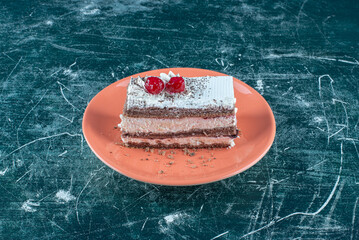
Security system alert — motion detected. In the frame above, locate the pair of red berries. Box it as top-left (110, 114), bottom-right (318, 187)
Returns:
top-left (144, 76), bottom-right (185, 94)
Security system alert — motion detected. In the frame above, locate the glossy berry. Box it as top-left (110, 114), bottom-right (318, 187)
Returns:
top-left (145, 77), bottom-right (165, 94)
top-left (166, 77), bottom-right (185, 93)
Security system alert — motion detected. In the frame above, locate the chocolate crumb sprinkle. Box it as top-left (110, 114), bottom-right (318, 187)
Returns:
top-left (158, 150), bottom-right (166, 156)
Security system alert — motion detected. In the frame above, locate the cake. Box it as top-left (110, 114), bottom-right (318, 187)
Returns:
top-left (119, 71), bottom-right (238, 148)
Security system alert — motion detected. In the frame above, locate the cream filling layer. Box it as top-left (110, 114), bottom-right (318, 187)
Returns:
top-left (122, 136), bottom-right (235, 147)
top-left (119, 115), bottom-right (236, 134)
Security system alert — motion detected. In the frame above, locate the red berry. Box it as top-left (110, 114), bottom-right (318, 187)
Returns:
top-left (166, 77), bottom-right (185, 93)
top-left (145, 77), bottom-right (164, 94)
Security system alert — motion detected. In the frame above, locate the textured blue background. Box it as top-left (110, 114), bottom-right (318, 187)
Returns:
top-left (0, 0), bottom-right (358, 239)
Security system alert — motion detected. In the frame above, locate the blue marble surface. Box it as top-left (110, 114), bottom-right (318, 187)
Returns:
top-left (0, 0), bottom-right (358, 239)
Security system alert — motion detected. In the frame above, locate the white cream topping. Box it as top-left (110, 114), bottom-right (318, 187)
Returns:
top-left (119, 115), bottom-right (236, 134)
top-left (126, 73), bottom-right (235, 110)
top-left (122, 136), bottom-right (235, 147)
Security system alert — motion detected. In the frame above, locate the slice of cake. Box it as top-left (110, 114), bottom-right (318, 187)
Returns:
top-left (119, 71), bottom-right (238, 148)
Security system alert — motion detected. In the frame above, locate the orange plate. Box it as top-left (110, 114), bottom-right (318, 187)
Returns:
top-left (82, 68), bottom-right (276, 186)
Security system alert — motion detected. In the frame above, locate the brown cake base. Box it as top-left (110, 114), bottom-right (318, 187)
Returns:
top-left (123, 142), bottom-right (233, 149)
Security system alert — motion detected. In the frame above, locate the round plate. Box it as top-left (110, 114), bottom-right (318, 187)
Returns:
top-left (82, 68), bottom-right (275, 186)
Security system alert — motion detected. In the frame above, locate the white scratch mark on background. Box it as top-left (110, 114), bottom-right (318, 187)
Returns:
top-left (306, 159), bottom-right (328, 171)
top-left (82, 8), bottom-right (100, 15)
top-left (199, 204), bottom-right (204, 212)
top-left (338, 59), bottom-right (359, 65)
top-left (2, 52), bottom-right (16, 62)
top-left (225, 203), bottom-right (234, 215)
top-left (0, 167), bottom-right (8, 176)
top-left (215, 58), bottom-right (225, 66)
top-left (187, 186), bottom-right (203, 200)
top-left (247, 185), bottom-right (267, 234)
top-left (57, 81), bottom-right (79, 110)
top-left (313, 116), bottom-right (324, 123)
top-left (338, 138), bottom-right (359, 142)
top-left (2, 132), bottom-right (84, 159)
top-left (55, 190), bottom-right (76, 203)
top-left (2, 56), bottom-right (23, 93)
top-left (264, 53), bottom-right (359, 65)
top-left (81, 4), bottom-right (100, 15)
top-left (210, 230), bottom-right (229, 240)
top-left (159, 212), bottom-right (191, 234)
top-left (50, 69), bottom-right (62, 77)
top-left (351, 198), bottom-right (359, 240)
top-left (58, 150), bottom-right (68, 157)
top-left (122, 189), bottom-right (155, 211)
top-left (50, 43), bottom-right (106, 55)
top-left (116, 25), bottom-right (179, 32)
top-left (49, 220), bottom-right (67, 233)
top-left (75, 167), bottom-right (104, 225)
top-left (69, 61), bottom-right (77, 69)
top-left (15, 169), bottom-right (32, 183)
top-left (332, 98), bottom-right (348, 105)
top-left (318, 75), bottom-right (332, 145)
top-left (76, 175), bottom-right (95, 225)
top-left (295, 94), bottom-right (310, 107)
top-left (16, 89), bottom-right (49, 145)
top-left (339, 101), bottom-right (349, 136)
top-left (63, 69), bottom-right (78, 79)
top-left (164, 213), bottom-right (181, 224)
top-left (58, 114), bottom-right (74, 123)
top-left (296, 0), bottom-right (309, 28)
top-left (352, 140), bottom-right (359, 161)
top-left (45, 20), bottom-right (53, 26)
top-left (274, 194), bottom-right (286, 220)
top-left (21, 199), bottom-right (40, 212)
top-left (145, 55), bottom-right (169, 68)
top-left (328, 126), bottom-right (346, 139)
top-left (318, 75), bottom-right (350, 143)
top-left (37, 191), bottom-right (57, 203)
top-left (282, 86), bottom-right (293, 96)
top-left (324, 180), bottom-right (345, 227)
top-left (255, 79), bottom-right (264, 94)
top-left (239, 142), bottom-right (344, 239)
top-left (141, 217), bottom-right (148, 231)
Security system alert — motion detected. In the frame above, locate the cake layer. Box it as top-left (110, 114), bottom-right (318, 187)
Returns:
top-left (123, 105), bottom-right (235, 118)
top-left (119, 115), bottom-right (236, 135)
top-left (122, 136), bottom-right (235, 149)
top-left (125, 76), bottom-right (236, 117)
top-left (122, 128), bottom-right (238, 138)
